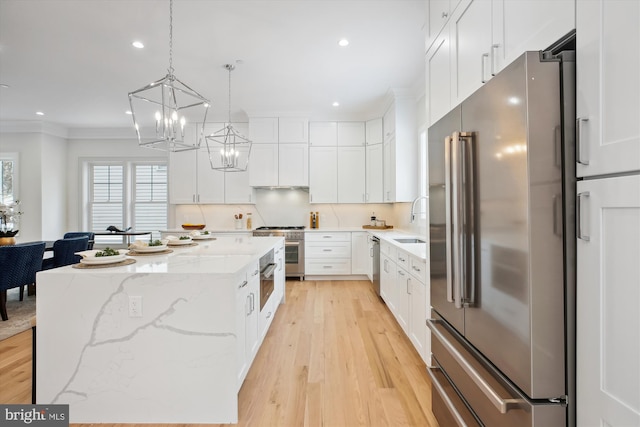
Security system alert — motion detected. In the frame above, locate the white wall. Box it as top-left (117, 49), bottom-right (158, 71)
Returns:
top-left (40, 133), bottom-right (67, 239)
top-left (0, 132), bottom-right (44, 242)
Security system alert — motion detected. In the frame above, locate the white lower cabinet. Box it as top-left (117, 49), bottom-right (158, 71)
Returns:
top-left (408, 255), bottom-right (429, 363)
top-left (379, 240), bottom-right (430, 364)
top-left (380, 254), bottom-right (396, 311)
top-left (395, 250), bottom-right (411, 334)
top-left (236, 261), bottom-right (260, 389)
top-left (351, 231), bottom-right (370, 276)
top-left (305, 232), bottom-right (352, 275)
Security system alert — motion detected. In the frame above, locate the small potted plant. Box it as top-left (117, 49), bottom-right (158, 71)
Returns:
top-left (0, 200), bottom-right (23, 246)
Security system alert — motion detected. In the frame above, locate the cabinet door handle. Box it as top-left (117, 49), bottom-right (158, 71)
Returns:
top-left (576, 117), bottom-right (590, 165)
top-left (246, 295), bottom-right (251, 316)
top-left (412, 265), bottom-right (421, 272)
top-left (481, 53), bottom-right (490, 83)
top-left (266, 311), bottom-right (272, 319)
top-left (490, 44), bottom-right (500, 76)
top-left (441, 11), bottom-right (448, 18)
top-left (407, 277), bottom-right (411, 295)
top-left (398, 256), bottom-right (406, 262)
top-left (238, 280), bottom-right (248, 289)
top-left (577, 191), bottom-right (590, 241)
top-left (398, 270), bottom-right (405, 277)
top-left (192, 194), bottom-right (196, 203)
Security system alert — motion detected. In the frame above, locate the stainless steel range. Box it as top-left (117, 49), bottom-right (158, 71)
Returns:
top-left (252, 226), bottom-right (304, 279)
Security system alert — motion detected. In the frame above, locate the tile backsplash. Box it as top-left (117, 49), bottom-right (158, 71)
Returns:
top-left (170, 188), bottom-right (426, 234)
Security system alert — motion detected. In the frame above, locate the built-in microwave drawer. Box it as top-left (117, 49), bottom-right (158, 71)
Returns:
top-left (427, 314), bottom-right (566, 427)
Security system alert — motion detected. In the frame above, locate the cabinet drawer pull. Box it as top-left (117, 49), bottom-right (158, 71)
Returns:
top-left (577, 191), bottom-right (590, 241)
top-left (323, 249), bottom-right (333, 252)
top-left (412, 266), bottom-right (421, 272)
top-left (323, 265), bottom-right (333, 269)
top-left (266, 311), bottom-right (272, 319)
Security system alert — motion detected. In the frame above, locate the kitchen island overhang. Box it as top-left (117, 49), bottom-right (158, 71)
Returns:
top-left (35, 235), bottom-right (284, 424)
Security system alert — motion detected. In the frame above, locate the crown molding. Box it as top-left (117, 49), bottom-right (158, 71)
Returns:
top-left (0, 120), bottom-right (68, 138)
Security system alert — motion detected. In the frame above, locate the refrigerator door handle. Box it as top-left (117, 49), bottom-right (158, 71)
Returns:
top-left (460, 132), bottom-right (476, 307)
top-left (427, 319), bottom-right (524, 414)
top-left (450, 132), bottom-right (464, 308)
top-left (445, 135), bottom-right (455, 304)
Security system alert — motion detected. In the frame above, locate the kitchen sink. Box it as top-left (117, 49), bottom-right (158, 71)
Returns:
top-left (394, 238), bottom-right (426, 244)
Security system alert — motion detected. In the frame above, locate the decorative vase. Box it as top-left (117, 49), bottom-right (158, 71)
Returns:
top-left (0, 236), bottom-right (16, 246)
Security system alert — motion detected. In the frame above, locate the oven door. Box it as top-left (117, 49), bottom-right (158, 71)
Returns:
top-left (260, 262), bottom-right (277, 311)
top-left (285, 240), bottom-right (304, 277)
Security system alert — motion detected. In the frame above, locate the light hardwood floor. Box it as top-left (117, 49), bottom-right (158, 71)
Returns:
top-left (0, 279), bottom-right (439, 427)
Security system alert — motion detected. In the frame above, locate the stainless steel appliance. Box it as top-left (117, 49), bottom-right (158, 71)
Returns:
top-left (259, 249), bottom-right (277, 311)
top-left (253, 226), bottom-right (305, 279)
top-left (370, 236), bottom-right (380, 295)
top-left (427, 49), bottom-right (576, 426)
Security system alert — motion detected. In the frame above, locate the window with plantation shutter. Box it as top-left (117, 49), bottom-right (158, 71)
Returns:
top-left (85, 160), bottom-right (167, 245)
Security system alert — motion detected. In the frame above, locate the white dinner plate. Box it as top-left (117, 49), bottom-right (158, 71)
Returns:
top-left (129, 245), bottom-right (169, 253)
top-left (79, 254), bottom-right (127, 265)
top-left (167, 239), bottom-right (193, 246)
top-left (191, 235), bottom-right (215, 240)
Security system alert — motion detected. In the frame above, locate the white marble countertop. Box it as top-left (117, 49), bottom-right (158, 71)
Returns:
top-left (368, 229), bottom-right (429, 261)
top-left (42, 235), bottom-right (283, 276)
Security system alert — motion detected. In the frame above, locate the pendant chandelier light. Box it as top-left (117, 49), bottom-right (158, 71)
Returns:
top-left (128, 0), bottom-right (210, 152)
top-left (205, 64), bottom-right (252, 172)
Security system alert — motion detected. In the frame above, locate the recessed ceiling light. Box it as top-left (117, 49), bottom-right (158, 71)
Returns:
top-left (132, 41), bottom-right (144, 49)
top-left (36, 111), bottom-right (44, 116)
top-left (338, 38), bottom-right (349, 47)
top-left (0, 84), bottom-right (9, 89)
top-left (332, 102), bottom-right (340, 107)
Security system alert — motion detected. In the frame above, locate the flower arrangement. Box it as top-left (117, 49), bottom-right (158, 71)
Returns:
top-left (0, 200), bottom-right (22, 237)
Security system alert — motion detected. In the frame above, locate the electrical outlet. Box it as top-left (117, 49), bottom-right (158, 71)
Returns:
top-left (128, 296), bottom-right (143, 317)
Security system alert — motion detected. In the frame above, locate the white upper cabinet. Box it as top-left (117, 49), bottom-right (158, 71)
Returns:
top-left (337, 122), bottom-right (365, 146)
top-left (169, 146), bottom-right (198, 204)
top-left (426, 29), bottom-right (452, 126)
top-left (248, 117), bottom-right (310, 187)
top-left (576, 0), bottom-right (640, 177)
top-left (196, 145), bottom-right (225, 204)
top-left (249, 143), bottom-right (279, 187)
top-left (249, 117), bottom-right (279, 143)
top-left (451, 0), bottom-right (492, 105)
top-left (337, 146), bottom-right (366, 203)
top-left (365, 118), bottom-right (383, 145)
top-left (493, 0), bottom-right (575, 74)
top-left (366, 142), bottom-right (384, 203)
top-left (437, 0), bottom-right (576, 113)
top-left (279, 143), bottom-right (309, 186)
top-left (382, 96), bottom-right (418, 202)
top-left (309, 146), bottom-right (337, 203)
top-left (309, 122), bottom-right (338, 146)
top-left (278, 117), bottom-right (309, 143)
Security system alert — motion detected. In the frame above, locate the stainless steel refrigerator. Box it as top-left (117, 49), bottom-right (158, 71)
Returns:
top-left (427, 50), bottom-right (575, 426)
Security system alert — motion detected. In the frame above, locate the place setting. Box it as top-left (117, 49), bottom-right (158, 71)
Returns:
top-left (126, 239), bottom-right (174, 256)
top-left (165, 235), bottom-right (199, 248)
top-left (72, 248), bottom-right (136, 269)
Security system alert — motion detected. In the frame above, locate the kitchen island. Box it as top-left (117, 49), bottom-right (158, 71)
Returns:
top-left (35, 235), bottom-right (284, 424)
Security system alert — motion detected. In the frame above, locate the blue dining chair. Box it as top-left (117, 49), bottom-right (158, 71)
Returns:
top-left (0, 241), bottom-right (46, 321)
top-left (63, 232), bottom-right (95, 249)
top-left (42, 236), bottom-right (89, 270)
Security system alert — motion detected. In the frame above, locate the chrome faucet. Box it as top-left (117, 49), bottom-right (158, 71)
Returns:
top-left (410, 196), bottom-right (429, 223)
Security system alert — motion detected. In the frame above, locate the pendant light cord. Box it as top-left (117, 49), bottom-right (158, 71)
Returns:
top-left (168, 0), bottom-right (174, 75)
top-left (228, 65), bottom-right (232, 123)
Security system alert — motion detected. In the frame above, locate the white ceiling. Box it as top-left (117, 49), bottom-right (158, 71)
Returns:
top-left (0, 0), bottom-right (426, 129)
